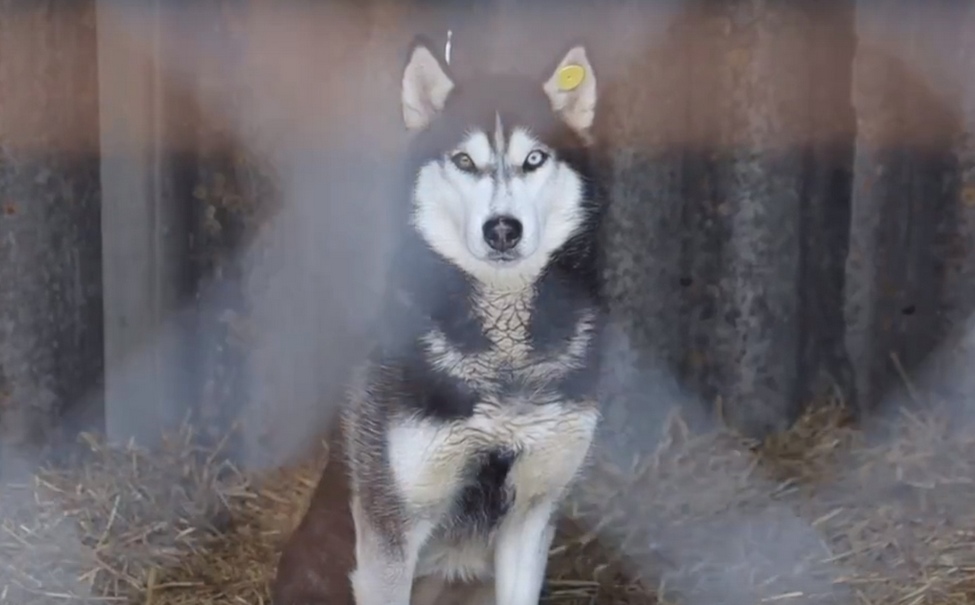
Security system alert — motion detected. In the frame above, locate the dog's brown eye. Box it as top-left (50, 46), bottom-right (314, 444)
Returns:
top-left (523, 149), bottom-right (549, 172)
top-left (451, 152), bottom-right (477, 173)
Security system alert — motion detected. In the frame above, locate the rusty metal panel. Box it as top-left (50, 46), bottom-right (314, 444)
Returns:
top-left (0, 2), bottom-right (103, 478)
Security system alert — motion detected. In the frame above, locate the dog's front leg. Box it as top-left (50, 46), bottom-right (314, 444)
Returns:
top-left (349, 495), bottom-right (433, 605)
top-left (493, 499), bottom-right (558, 605)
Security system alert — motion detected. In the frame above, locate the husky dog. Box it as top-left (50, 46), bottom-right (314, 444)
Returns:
top-left (338, 37), bottom-right (604, 605)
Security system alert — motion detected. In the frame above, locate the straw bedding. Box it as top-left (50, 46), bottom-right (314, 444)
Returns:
top-left (2, 398), bottom-right (974, 605)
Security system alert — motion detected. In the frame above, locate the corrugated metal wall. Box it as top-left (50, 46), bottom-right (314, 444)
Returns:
top-left (2, 0), bottom-right (974, 473)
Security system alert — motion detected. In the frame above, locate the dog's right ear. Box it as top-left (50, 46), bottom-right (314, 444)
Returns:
top-left (401, 39), bottom-right (455, 132)
top-left (542, 44), bottom-right (597, 138)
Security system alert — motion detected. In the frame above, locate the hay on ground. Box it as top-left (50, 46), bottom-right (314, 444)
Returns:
top-left (2, 401), bottom-right (975, 604)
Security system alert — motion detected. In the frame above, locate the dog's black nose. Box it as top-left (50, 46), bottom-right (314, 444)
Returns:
top-left (482, 215), bottom-right (523, 252)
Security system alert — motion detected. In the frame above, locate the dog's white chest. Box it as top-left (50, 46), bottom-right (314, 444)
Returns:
top-left (386, 401), bottom-right (599, 514)
top-left (389, 401), bottom-right (598, 583)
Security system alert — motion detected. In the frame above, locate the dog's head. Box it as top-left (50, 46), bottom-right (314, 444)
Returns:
top-left (401, 38), bottom-right (599, 288)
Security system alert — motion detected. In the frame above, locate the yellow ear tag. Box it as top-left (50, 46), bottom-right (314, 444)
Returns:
top-left (557, 64), bottom-right (585, 92)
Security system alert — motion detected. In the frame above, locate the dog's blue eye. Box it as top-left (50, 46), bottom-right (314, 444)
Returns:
top-left (450, 152), bottom-right (477, 173)
top-left (523, 150), bottom-right (549, 172)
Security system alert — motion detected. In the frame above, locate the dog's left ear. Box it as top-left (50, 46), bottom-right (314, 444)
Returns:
top-left (543, 45), bottom-right (597, 136)
top-left (402, 42), bottom-right (455, 132)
